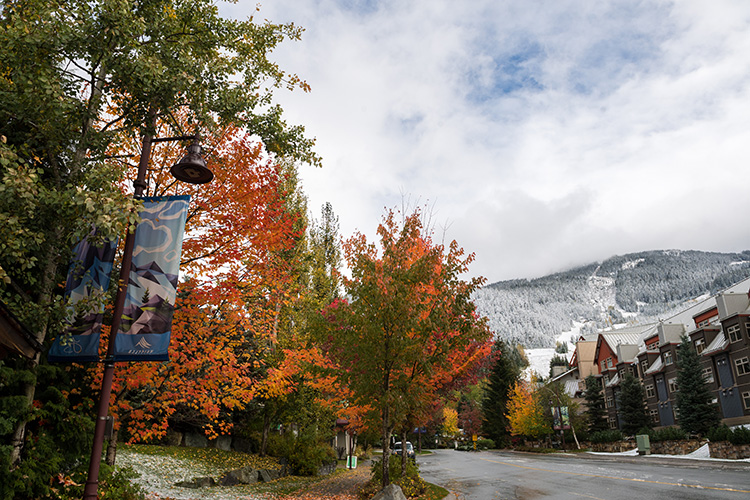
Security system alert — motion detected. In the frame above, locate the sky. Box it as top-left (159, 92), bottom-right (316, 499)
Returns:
top-left (221, 1), bottom-right (750, 283)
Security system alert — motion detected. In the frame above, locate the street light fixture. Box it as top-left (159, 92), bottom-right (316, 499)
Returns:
top-left (82, 130), bottom-right (212, 500)
top-left (170, 136), bottom-right (213, 184)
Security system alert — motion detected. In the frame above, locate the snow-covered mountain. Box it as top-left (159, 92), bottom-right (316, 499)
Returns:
top-left (474, 249), bottom-right (750, 348)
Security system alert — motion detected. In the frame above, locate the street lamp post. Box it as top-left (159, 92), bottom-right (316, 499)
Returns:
top-left (82, 129), bottom-right (212, 500)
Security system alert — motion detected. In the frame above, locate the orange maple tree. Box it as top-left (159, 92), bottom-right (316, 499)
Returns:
top-left (316, 207), bottom-right (492, 487)
top-left (88, 116), bottom-right (304, 444)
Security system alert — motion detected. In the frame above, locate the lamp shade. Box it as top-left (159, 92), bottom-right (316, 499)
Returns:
top-left (170, 141), bottom-right (213, 184)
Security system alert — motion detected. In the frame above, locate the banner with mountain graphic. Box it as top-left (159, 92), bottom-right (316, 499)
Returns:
top-left (48, 234), bottom-right (118, 363)
top-left (114, 195), bottom-right (190, 361)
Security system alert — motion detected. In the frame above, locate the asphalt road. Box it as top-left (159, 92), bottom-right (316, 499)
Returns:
top-left (418, 449), bottom-right (750, 500)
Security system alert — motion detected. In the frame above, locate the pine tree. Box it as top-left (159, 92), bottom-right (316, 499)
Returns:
top-left (676, 334), bottom-right (720, 435)
top-left (482, 340), bottom-right (525, 446)
top-left (618, 373), bottom-right (650, 435)
top-left (583, 375), bottom-right (608, 433)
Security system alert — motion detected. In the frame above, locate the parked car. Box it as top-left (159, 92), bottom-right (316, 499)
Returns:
top-left (392, 441), bottom-right (415, 459)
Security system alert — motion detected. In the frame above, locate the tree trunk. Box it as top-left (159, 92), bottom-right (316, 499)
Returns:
top-left (260, 406), bottom-right (271, 457)
top-left (381, 404), bottom-right (391, 488)
top-left (400, 428), bottom-right (407, 474)
top-left (8, 355), bottom-right (38, 468)
top-left (105, 430), bottom-right (118, 466)
top-left (9, 234), bottom-right (61, 468)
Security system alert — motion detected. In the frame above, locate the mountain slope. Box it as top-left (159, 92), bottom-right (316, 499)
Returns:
top-left (473, 249), bottom-right (750, 348)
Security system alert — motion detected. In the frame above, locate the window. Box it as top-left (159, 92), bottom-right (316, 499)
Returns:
top-left (641, 360), bottom-right (649, 373)
top-left (702, 367), bottom-right (715, 384)
top-left (727, 324), bottom-right (742, 343)
top-left (645, 384), bottom-right (655, 398)
top-left (608, 417), bottom-right (617, 429)
top-left (663, 351), bottom-right (673, 365)
top-left (668, 378), bottom-right (678, 393)
top-left (603, 374), bottom-right (610, 384)
top-left (619, 368), bottom-right (626, 378)
top-left (743, 392), bottom-right (750, 410)
top-left (650, 409), bottom-right (659, 423)
top-left (695, 338), bottom-right (705, 354)
top-left (734, 356), bottom-right (750, 376)
top-left (606, 357), bottom-right (613, 368)
top-left (601, 360), bottom-right (607, 371)
top-left (607, 396), bottom-right (614, 408)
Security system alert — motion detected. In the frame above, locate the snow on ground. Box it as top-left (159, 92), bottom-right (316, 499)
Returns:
top-left (116, 448), bottom-right (266, 500)
top-left (523, 348), bottom-right (556, 380)
top-left (522, 323), bottom-right (581, 380)
top-left (587, 443), bottom-right (750, 462)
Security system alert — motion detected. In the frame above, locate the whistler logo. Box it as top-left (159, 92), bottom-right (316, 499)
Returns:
top-left (128, 337), bottom-right (154, 354)
top-left (135, 338), bottom-right (152, 349)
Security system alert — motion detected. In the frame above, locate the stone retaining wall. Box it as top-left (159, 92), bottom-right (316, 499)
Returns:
top-left (649, 439), bottom-right (704, 455)
top-left (590, 439), bottom-right (750, 459)
top-left (709, 441), bottom-right (750, 459)
top-left (589, 441), bottom-right (637, 453)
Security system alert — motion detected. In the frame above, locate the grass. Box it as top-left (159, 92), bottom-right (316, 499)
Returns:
top-left (125, 443), bottom-right (282, 471)
top-left (420, 482), bottom-right (450, 500)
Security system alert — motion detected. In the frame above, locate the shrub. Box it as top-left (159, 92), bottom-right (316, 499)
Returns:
top-left (648, 427), bottom-right (687, 442)
top-left (708, 424), bottom-right (732, 443)
top-left (589, 430), bottom-right (623, 443)
top-left (476, 438), bottom-right (495, 450)
top-left (514, 446), bottom-right (558, 453)
top-left (360, 457), bottom-right (427, 499)
top-left (27, 464), bottom-right (146, 500)
top-left (287, 440), bottom-right (336, 476)
top-left (729, 426), bottom-right (750, 445)
top-left (455, 438), bottom-right (494, 451)
top-left (356, 445), bottom-right (373, 461)
top-left (265, 433), bottom-right (289, 457)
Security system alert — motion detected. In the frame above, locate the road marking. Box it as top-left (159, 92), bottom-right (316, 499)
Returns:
top-left (478, 457), bottom-right (750, 494)
top-left (569, 492), bottom-right (606, 500)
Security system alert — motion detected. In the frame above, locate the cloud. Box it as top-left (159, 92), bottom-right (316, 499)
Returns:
top-left (222, 1), bottom-right (750, 281)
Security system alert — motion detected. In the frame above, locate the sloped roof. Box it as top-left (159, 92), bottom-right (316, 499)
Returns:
top-left (702, 332), bottom-right (729, 357)
top-left (645, 355), bottom-right (664, 375)
top-left (0, 300), bottom-right (41, 360)
top-left (550, 367), bottom-right (578, 384)
top-left (660, 276), bottom-right (750, 331)
top-left (606, 373), bottom-right (620, 388)
top-left (564, 379), bottom-right (581, 398)
top-left (599, 323), bottom-right (658, 351)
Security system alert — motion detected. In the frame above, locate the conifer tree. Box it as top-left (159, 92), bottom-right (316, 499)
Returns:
top-left (676, 335), bottom-right (720, 435)
top-left (481, 340), bottom-right (524, 446)
top-left (618, 373), bottom-right (650, 435)
top-left (583, 375), bottom-right (608, 433)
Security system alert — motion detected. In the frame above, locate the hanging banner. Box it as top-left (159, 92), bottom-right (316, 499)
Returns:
top-left (48, 234), bottom-right (118, 363)
top-left (552, 406), bottom-right (571, 430)
top-left (114, 195), bottom-right (190, 361)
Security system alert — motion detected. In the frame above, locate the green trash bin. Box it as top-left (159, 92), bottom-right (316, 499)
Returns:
top-left (347, 456), bottom-right (358, 469)
top-left (636, 434), bottom-right (650, 455)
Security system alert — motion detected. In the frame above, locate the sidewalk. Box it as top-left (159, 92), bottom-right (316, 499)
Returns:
top-left (278, 464), bottom-right (370, 500)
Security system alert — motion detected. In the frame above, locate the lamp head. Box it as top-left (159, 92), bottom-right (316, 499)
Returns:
top-left (171, 139), bottom-right (213, 184)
